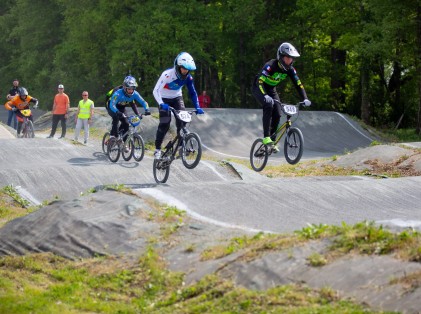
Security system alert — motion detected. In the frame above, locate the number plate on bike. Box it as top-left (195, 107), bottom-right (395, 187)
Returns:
top-left (283, 105), bottom-right (297, 115)
top-left (177, 111), bottom-right (192, 122)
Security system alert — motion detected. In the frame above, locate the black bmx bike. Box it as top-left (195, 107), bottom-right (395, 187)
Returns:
top-left (250, 100), bottom-right (305, 172)
top-left (106, 114), bottom-right (145, 163)
top-left (153, 107), bottom-right (202, 184)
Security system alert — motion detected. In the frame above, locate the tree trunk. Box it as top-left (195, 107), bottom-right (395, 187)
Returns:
top-left (388, 61), bottom-right (402, 126)
top-left (360, 63), bottom-right (370, 125)
top-left (416, 3), bottom-right (421, 134)
top-left (330, 34), bottom-right (347, 109)
top-left (239, 34), bottom-right (246, 108)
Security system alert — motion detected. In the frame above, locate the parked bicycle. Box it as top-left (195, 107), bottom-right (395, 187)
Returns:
top-left (107, 114), bottom-right (145, 163)
top-left (250, 100), bottom-right (305, 171)
top-left (19, 108), bottom-right (35, 138)
top-left (153, 107), bottom-right (202, 184)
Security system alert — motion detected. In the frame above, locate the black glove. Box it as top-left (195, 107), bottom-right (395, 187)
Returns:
top-left (116, 111), bottom-right (123, 117)
top-left (11, 106), bottom-right (17, 112)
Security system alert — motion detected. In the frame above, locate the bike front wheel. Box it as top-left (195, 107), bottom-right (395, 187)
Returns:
top-left (250, 138), bottom-right (269, 172)
top-left (181, 133), bottom-right (202, 169)
top-left (153, 158), bottom-right (170, 184)
top-left (122, 137), bottom-right (134, 161)
top-left (284, 127), bottom-right (304, 165)
top-left (102, 132), bottom-right (110, 154)
top-left (107, 138), bottom-right (121, 163)
top-left (132, 134), bottom-right (145, 162)
top-left (22, 121), bottom-right (35, 138)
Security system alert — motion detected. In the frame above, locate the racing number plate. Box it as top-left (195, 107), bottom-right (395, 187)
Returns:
top-left (283, 105), bottom-right (297, 115)
top-left (178, 110), bottom-right (192, 122)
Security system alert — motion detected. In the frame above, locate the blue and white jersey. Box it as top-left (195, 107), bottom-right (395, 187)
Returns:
top-left (109, 88), bottom-right (149, 114)
top-left (153, 68), bottom-right (199, 108)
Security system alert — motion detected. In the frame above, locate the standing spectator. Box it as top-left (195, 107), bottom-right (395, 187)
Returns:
top-left (47, 84), bottom-right (70, 139)
top-left (6, 79), bottom-right (19, 129)
top-left (198, 90), bottom-right (211, 108)
top-left (74, 91), bottom-right (94, 144)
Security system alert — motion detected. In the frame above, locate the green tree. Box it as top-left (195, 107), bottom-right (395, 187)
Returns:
top-left (7, 0), bottom-right (63, 107)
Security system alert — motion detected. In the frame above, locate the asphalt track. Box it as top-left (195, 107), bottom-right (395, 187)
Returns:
top-left (1, 107), bottom-right (421, 234)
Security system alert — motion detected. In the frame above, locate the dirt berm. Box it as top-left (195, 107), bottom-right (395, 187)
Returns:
top-left (0, 108), bottom-right (421, 313)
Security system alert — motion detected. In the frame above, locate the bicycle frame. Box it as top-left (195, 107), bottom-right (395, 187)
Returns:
top-left (160, 110), bottom-right (192, 163)
top-left (153, 107), bottom-right (202, 183)
top-left (107, 114), bottom-right (145, 162)
top-left (19, 108), bottom-right (35, 138)
top-left (272, 118), bottom-right (292, 146)
top-left (115, 115), bottom-right (142, 143)
top-left (271, 101), bottom-right (301, 148)
top-left (250, 101), bottom-right (304, 171)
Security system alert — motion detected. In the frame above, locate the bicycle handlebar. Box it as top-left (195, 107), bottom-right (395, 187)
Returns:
top-left (168, 106), bottom-right (199, 115)
top-left (122, 113), bottom-right (144, 119)
top-left (274, 99), bottom-right (305, 107)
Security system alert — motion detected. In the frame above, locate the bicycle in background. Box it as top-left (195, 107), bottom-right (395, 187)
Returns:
top-left (153, 107), bottom-right (202, 183)
top-left (102, 130), bottom-right (110, 154)
top-left (107, 114), bottom-right (145, 163)
top-left (250, 100), bottom-right (305, 171)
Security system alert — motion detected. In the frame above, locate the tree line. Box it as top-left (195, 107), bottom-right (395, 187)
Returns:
top-left (1, 0), bottom-right (420, 132)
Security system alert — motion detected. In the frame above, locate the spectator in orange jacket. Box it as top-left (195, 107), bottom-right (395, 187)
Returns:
top-left (47, 84), bottom-right (70, 139)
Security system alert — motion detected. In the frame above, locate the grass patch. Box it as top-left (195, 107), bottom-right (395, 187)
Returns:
top-left (296, 221), bottom-right (421, 262)
top-left (0, 191), bottom-right (411, 313)
top-left (102, 184), bottom-right (136, 195)
top-left (307, 253), bottom-right (328, 267)
top-left (201, 232), bottom-right (304, 261)
top-left (0, 185), bottom-right (48, 228)
top-left (0, 253), bottom-right (380, 313)
top-left (389, 128), bottom-right (421, 142)
top-left (259, 162), bottom-right (367, 178)
top-left (202, 221), bottom-right (421, 265)
top-left (2, 185), bottom-right (30, 208)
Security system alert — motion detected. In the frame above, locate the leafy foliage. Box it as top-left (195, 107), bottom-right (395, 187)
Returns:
top-left (1, 0), bottom-right (420, 130)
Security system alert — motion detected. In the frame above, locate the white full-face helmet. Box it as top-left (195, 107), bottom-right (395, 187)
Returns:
top-left (122, 75), bottom-right (138, 96)
top-left (277, 42), bottom-right (300, 70)
top-left (174, 52), bottom-right (196, 79)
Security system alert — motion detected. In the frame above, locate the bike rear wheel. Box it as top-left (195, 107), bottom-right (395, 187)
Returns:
top-left (122, 137), bottom-right (134, 161)
top-left (102, 132), bottom-right (110, 154)
top-left (107, 138), bottom-right (121, 163)
top-left (132, 134), bottom-right (145, 162)
top-left (22, 121), bottom-right (35, 138)
top-left (250, 138), bottom-right (269, 172)
top-left (153, 158), bottom-right (170, 183)
top-left (284, 127), bottom-right (304, 165)
top-left (181, 133), bottom-right (202, 169)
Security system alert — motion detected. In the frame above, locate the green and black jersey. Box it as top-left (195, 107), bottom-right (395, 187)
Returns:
top-left (254, 59), bottom-right (307, 100)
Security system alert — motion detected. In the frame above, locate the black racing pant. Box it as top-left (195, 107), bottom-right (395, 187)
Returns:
top-left (106, 105), bottom-right (129, 139)
top-left (155, 97), bottom-right (185, 150)
top-left (49, 114), bottom-right (67, 137)
top-left (252, 80), bottom-right (281, 138)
